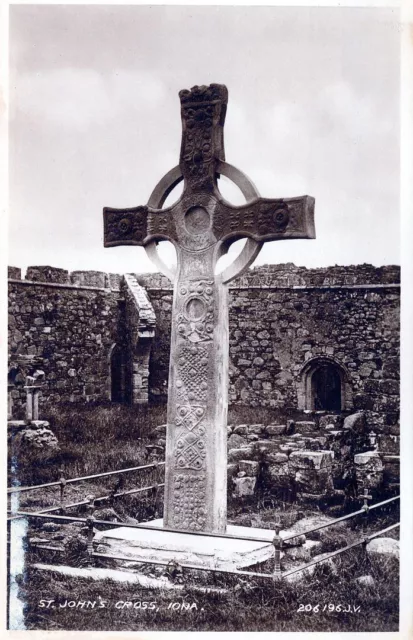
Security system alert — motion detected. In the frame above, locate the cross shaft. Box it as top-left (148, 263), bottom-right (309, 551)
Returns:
top-left (103, 84), bottom-right (316, 533)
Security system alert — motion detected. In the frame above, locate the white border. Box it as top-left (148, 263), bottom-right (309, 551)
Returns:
top-left (1, 1), bottom-right (411, 639)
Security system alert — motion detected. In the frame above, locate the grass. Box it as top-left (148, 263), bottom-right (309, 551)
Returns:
top-left (8, 403), bottom-right (400, 632)
top-left (19, 546), bottom-right (399, 632)
top-left (9, 402), bottom-right (167, 487)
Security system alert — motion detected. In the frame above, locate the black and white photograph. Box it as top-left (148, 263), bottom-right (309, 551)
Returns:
top-left (4, 2), bottom-right (411, 635)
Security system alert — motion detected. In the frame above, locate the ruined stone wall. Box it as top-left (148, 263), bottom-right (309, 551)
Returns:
top-left (8, 264), bottom-right (400, 437)
top-left (137, 264), bottom-right (400, 434)
top-left (8, 267), bottom-right (122, 416)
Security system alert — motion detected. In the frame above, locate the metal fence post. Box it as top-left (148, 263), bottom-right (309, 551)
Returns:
top-left (86, 516), bottom-right (95, 567)
top-left (358, 487), bottom-right (372, 519)
top-left (272, 517), bottom-right (282, 580)
top-left (59, 468), bottom-right (66, 513)
top-left (153, 460), bottom-right (161, 518)
top-left (85, 495), bottom-right (96, 567)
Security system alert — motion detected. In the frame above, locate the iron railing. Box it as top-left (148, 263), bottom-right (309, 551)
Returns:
top-left (8, 494), bottom-right (400, 581)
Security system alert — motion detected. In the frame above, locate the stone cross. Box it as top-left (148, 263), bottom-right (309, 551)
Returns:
top-left (103, 84), bottom-right (315, 533)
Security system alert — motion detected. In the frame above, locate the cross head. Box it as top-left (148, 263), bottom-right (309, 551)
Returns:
top-left (103, 84), bottom-right (315, 533)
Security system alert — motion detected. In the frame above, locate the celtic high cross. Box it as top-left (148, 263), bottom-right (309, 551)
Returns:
top-left (103, 84), bottom-right (315, 533)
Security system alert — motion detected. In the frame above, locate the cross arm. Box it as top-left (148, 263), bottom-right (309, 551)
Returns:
top-left (214, 195), bottom-right (315, 244)
top-left (103, 205), bottom-right (177, 247)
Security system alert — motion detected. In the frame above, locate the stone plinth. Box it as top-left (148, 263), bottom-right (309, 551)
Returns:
top-left (94, 519), bottom-right (276, 570)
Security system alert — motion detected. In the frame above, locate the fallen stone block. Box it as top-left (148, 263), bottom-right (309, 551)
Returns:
top-left (366, 537), bottom-right (399, 562)
top-left (228, 446), bottom-right (254, 463)
top-left (378, 434), bottom-right (399, 455)
top-left (294, 421), bottom-right (317, 433)
top-left (355, 574), bottom-right (375, 587)
top-left (301, 436), bottom-right (327, 451)
top-left (289, 450), bottom-right (334, 470)
top-left (238, 460), bottom-right (260, 476)
top-left (279, 442), bottom-right (304, 454)
top-left (295, 469), bottom-right (334, 493)
top-left (227, 433), bottom-right (248, 449)
top-left (255, 439), bottom-right (283, 453)
top-left (319, 414), bottom-right (343, 430)
top-left (265, 425), bottom-right (286, 436)
top-left (283, 545), bottom-right (311, 562)
top-left (266, 452), bottom-right (289, 464)
top-left (248, 424), bottom-right (265, 435)
top-left (227, 463), bottom-right (238, 477)
top-left (288, 514), bottom-right (347, 541)
top-left (267, 462), bottom-right (290, 479)
top-left (284, 552), bottom-right (338, 584)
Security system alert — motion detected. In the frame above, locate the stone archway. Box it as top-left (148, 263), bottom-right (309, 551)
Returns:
top-left (298, 356), bottom-right (353, 412)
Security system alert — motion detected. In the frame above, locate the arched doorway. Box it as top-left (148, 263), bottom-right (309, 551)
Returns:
top-left (311, 364), bottom-right (342, 411)
top-left (298, 356), bottom-right (353, 412)
top-left (110, 344), bottom-right (130, 403)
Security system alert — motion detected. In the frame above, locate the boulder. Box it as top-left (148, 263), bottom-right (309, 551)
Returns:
top-left (232, 476), bottom-right (256, 497)
top-left (366, 537), bottom-right (399, 562)
top-left (285, 551), bottom-right (338, 584)
top-left (227, 433), bottom-right (248, 449)
top-left (93, 507), bottom-right (120, 522)
top-left (11, 423), bottom-right (59, 462)
top-left (343, 412), bottom-right (366, 433)
top-left (355, 574), bottom-right (375, 587)
top-left (233, 424), bottom-right (248, 436)
top-left (280, 530), bottom-right (306, 547)
top-left (283, 545), bottom-right (311, 562)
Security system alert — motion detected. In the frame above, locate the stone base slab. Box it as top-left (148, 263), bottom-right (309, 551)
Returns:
top-left (94, 519), bottom-right (276, 570)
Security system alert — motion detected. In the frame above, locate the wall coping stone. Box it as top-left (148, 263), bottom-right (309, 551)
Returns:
top-left (8, 279), bottom-right (114, 293)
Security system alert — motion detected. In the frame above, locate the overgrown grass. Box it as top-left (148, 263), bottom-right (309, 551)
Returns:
top-left (20, 545), bottom-right (399, 632)
top-left (9, 403), bottom-right (400, 632)
top-left (9, 403), bottom-right (167, 486)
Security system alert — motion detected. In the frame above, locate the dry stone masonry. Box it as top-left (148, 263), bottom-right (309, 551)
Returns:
top-left (8, 263), bottom-right (400, 498)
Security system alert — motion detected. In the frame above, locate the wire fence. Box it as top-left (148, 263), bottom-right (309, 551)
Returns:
top-left (8, 488), bottom-right (400, 582)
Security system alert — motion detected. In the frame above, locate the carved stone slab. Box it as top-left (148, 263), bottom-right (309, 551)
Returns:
top-left (103, 83), bottom-right (316, 533)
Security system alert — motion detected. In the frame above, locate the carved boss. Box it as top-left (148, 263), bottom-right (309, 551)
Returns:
top-left (103, 84), bottom-right (315, 533)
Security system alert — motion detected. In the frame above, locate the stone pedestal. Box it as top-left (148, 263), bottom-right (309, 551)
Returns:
top-left (94, 519), bottom-right (275, 570)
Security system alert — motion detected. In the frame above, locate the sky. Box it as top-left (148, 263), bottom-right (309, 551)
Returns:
top-left (8, 5), bottom-right (401, 276)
